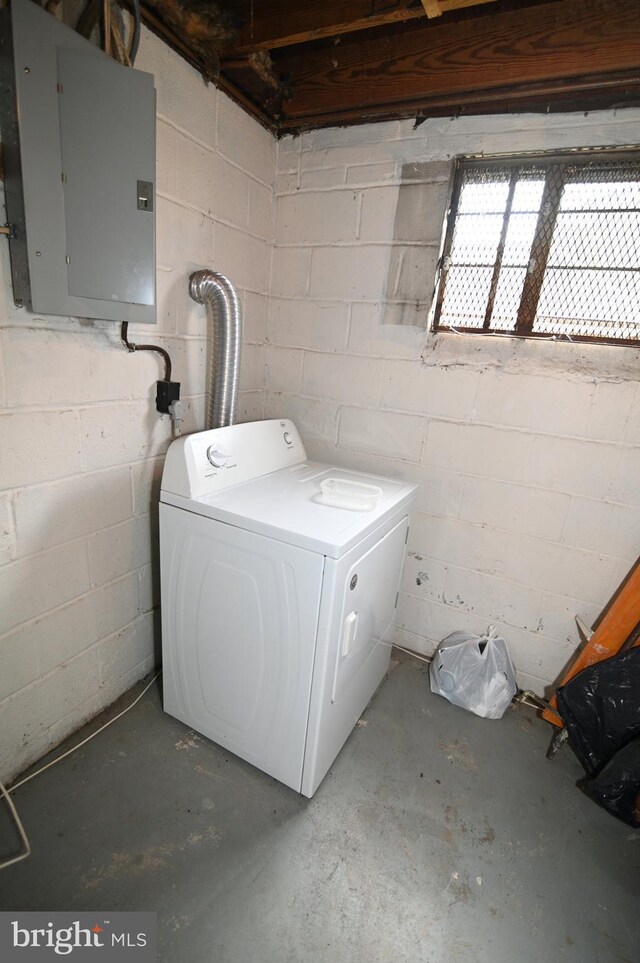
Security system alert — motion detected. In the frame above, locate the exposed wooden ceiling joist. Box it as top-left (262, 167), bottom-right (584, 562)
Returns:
top-left (273, 0), bottom-right (640, 130)
top-left (230, 0), bottom-right (498, 54)
top-left (420, 0), bottom-right (499, 19)
top-left (231, 0), bottom-right (424, 54)
top-left (135, 0), bottom-right (640, 134)
top-left (421, 0), bottom-right (443, 15)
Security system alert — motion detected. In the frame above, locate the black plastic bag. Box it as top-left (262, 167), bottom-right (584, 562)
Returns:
top-left (584, 737), bottom-right (640, 827)
top-left (556, 647), bottom-right (640, 775)
top-left (556, 647), bottom-right (640, 826)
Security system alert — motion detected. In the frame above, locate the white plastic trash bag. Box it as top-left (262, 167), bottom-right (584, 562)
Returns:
top-left (429, 625), bottom-right (517, 719)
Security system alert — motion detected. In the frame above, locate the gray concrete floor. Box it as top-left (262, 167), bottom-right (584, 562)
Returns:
top-left (1, 659), bottom-right (639, 963)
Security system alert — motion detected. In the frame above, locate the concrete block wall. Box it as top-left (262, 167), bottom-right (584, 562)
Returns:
top-left (0, 27), bottom-right (274, 782)
top-left (3, 21), bottom-right (640, 784)
top-left (269, 110), bottom-right (640, 694)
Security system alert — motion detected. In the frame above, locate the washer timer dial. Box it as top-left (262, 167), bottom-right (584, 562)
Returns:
top-left (206, 445), bottom-right (229, 468)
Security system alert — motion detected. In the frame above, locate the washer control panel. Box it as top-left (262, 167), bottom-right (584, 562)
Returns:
top-left (161, 419), bottom-right (306, 499)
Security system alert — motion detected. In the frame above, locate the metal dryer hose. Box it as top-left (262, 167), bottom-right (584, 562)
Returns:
top-left (189, 270), bottom-right (242, 429)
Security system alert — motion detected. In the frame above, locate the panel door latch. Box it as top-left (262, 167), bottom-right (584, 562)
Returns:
top-left (137, 180), bottom-right (153, 212)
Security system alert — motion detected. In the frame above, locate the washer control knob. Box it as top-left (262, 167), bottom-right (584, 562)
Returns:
top-left (207, 445), bottom-right (228, 468)
top-left (283, 431), bottom-right (292, 445)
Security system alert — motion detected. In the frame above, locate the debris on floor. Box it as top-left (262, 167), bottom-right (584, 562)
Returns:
top-left (430, 626), bottom-right (517, 719)
top-left (557, 647), bottom-right (640, 826)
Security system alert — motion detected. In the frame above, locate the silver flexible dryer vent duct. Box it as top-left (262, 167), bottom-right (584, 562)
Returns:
top-left (189, 270), bottom-right (242, 430)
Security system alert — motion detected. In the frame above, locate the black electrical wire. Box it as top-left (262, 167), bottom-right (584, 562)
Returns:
top-left (121, 322), bottom-right (172, 382)
top-left (129, 0), bottom-right (141, 64)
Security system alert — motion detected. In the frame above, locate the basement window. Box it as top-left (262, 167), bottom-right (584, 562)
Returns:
top-left (432, 152), bottom-right (640, 345)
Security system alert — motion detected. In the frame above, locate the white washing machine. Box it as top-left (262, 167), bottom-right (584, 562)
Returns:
top-left (159, 419), bottom-right (417, 797)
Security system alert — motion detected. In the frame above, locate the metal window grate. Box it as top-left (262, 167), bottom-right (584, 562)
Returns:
top-left (433, 153), bottom-right (640, 345)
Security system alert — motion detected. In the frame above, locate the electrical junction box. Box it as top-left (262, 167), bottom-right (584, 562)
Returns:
top-left (0, 0), bottom-right (157, 323)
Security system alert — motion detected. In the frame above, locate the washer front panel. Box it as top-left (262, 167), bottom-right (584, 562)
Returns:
top-left (160, 503), bottom-right (324, 792)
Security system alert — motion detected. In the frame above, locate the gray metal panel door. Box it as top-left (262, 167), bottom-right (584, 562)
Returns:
top-left (0, 0), bottom-right (156, 322)
top-left (58, 48), bottom-right (155, 306)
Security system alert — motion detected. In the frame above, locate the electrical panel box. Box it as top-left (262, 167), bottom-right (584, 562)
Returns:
top-left (0, 0), bottom-right (157, 323)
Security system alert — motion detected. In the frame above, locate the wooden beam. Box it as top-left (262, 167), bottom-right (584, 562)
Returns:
top-left (275, 0), bottom-right (640, 123)
top-left (439, 0), bottom-right (497, 10)
top-left (231, 0), bottom-right (426, 54)
top-left (275, 70), bottom-right (640, 133)
top-left (421, 0), bottom-right (442, 16)
top-left (230, 0), bottom-right (500, 53)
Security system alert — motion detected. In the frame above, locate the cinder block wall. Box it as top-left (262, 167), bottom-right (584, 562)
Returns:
top-left (268, 112), bottom-right (640, 694)
top-left (0, 27), bottom-right (274, 782)
top-left (3, 24), bottom-right (640, 783)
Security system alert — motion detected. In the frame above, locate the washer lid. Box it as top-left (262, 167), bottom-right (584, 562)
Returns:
top-left (160, 461), bottom-right (417, 558)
